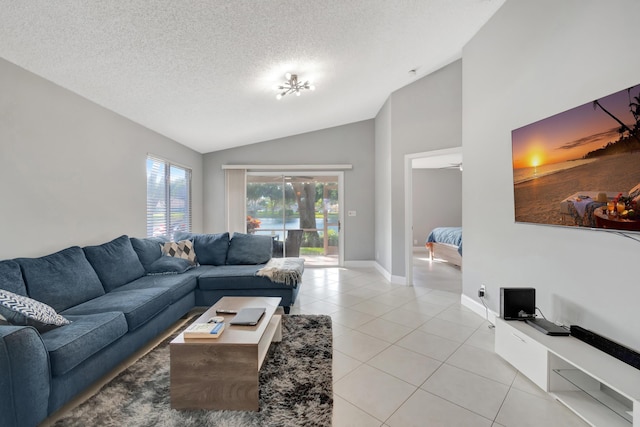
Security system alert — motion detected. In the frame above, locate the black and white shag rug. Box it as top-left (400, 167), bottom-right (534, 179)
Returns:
top-left (54, 314), bottom-right (333, 427)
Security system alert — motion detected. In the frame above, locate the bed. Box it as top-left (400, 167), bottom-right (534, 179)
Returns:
top-left (425, 227), bottom-right (462, 267)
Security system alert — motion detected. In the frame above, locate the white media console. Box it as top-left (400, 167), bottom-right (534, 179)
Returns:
top-left (495, 318), bottom-right (640, 427)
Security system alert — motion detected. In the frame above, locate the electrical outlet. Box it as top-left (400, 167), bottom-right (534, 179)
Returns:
top-left (478, 285), bottom-right (486, 298)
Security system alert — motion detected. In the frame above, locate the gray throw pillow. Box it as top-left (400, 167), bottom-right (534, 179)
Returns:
top-left (0, 289), bottom-right (71, 333)
top-left (226, 232), bottom-right (273, 265)
top-left (146, 257), bottom-right (194, 275)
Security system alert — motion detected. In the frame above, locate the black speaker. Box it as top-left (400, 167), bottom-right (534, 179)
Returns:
top-left (500, 287), bottom-right (535, 320)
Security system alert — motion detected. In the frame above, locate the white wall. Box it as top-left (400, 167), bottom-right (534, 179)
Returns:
top-left (463, 0), bottom-right (640, 350)
top-left (375, 60), bottom-right (462, 277)
top-left (202, 120), bottom-right (375, 261)
top-left (0, 58), bottom-right (203, 259)
top-left (412, 168), bottom-right (462, 245)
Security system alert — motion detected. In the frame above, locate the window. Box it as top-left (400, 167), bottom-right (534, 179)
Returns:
top-left (146, 155), bottom-right (192, 240)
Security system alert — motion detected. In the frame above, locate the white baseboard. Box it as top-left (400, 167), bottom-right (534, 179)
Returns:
top-left (371, 262), bottom-right (407, 285)
top-left (461, 293), bottom-right (498, 325)
top-left (343, 260), bottom-right (377, 268)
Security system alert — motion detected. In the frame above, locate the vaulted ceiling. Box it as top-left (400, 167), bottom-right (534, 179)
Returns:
top-left (0, 0), bottom-right (505, 153)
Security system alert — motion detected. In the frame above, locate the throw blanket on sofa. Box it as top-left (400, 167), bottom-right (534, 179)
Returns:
top-left (257, 257), bottom-right (304, 286)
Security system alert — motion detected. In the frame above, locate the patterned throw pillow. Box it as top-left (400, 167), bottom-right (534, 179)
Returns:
top-left (162, 240), bottom-right (197, 265)
top-left (0, 289), bottom-right (71, 333)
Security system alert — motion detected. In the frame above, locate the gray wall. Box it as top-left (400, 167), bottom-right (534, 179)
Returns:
top-left (412, 168), bottom-right (462, 245)
top-left (374, 99), bottom-right (392, 270)
top-left (375, 60), bottom-right (463, 277)
top-left (0, 58), bottom-right (203, 259)
top-left (462, 0), bottom-right (640, 350)
top-left (203, 120), bottom-right (375, 261)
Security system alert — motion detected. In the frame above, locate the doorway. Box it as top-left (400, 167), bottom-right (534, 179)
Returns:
top-left (246, 172), bottom-right (343, 267)
top-left (404, 147), bottom-right (462, 285)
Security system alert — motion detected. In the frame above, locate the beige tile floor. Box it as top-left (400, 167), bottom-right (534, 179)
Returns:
top-left (292, 253), bottom-right (589, 427)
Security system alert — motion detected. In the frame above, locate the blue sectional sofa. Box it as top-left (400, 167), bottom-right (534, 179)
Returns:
top-left (0, 232), bottom-right (302, 427)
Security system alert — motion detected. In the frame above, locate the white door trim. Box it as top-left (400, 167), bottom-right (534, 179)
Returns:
top-left (404, 147), bottom-right (462, 285)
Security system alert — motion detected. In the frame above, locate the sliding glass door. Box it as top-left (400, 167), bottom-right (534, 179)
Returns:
top-left (246, 173), bottom-right (341, 266)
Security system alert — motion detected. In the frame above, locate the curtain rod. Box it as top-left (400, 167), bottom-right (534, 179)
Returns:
top-left (222, 164), bottom-right (352, 170)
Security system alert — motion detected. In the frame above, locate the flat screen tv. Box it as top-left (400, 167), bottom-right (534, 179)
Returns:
top-left (512, 84), bottom-right (640, 233)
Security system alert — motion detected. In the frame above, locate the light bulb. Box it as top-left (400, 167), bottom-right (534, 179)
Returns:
top-left (309, 85), bottom-right (316, 91)
top-left (285, 72), bottom-right (291, 80)
top-left (296, 91), bottom-right (301, 96)
top-left (276, 94), bottom-right (282, 100)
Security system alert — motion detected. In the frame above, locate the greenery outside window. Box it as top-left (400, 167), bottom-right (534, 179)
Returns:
top-left (146, 155), bottom-right (191, 240)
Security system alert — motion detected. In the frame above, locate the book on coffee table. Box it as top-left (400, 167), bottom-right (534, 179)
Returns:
top-left (184, 322), bottom-right (225, 339)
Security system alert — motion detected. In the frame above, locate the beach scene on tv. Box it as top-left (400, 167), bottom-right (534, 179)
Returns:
top-left (512, 84), bottom-right (640, 232)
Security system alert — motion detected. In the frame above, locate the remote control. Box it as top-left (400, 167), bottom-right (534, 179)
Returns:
top-left (215, 309), bottom-right (237, 314)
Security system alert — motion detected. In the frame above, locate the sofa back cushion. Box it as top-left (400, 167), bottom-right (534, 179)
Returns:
top-left (130, 236), bottom-right (166, 271)
top-left (16, 246), bottom-right (105, 312)
top-left (83, 235), bottom-right (146, 292)
top-left (226, 232), bottom-right (272, 265)
top-left (0, 260), bottom-right (27, 296)
top-left (191, 232), bottom-right (229, 265)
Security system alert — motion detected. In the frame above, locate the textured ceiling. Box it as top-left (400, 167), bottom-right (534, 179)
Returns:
top-left (0, 0), bottom-right (505, 153)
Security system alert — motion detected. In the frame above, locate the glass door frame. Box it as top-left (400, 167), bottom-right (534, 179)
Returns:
top-left (246, 170), bottom-right (344, 267)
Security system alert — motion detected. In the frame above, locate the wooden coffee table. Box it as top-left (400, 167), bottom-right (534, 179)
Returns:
top-left (170, 296), bottom-right (283, 411)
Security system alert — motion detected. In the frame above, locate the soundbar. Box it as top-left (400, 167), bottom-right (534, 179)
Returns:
top-left (570, 325), bottom-right (640, 371)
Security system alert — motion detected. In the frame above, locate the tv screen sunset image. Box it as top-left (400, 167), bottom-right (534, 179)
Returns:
top-left (512, 84), bottom-right (640, 231)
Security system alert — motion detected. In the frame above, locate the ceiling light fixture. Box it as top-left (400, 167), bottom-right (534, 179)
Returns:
top-left (275, 73), bottom-right (315, 100)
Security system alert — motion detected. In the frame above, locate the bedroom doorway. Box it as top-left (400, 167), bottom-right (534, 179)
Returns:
top-left (404, 147), bottom-right (462, 286)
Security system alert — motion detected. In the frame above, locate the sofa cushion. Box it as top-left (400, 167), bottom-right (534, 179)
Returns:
top-left (16, 246), bottom-right (105, 312)
top-left (61, 288), bottom-right (172, 331)
top-left (130, 236), bottom-right (166, 270)
top-left (0, 260), bottom-right (27, 296)
top-left (146, 256), bottom-right (194, 275)
top-left (197, 265), bottom-right (295, 290)
top-left (41, 312), bottom-right (127, 376)
top-left (111, 273), bottom-right (197, 304)
top-left (162, 240), bottom-right (197, 265)
top-left (191, 233), bottom-right (229, 266)
top-left (83, 235), bottom-right (146, 292)
top-left (226, 233), bottom-right (272, 265)
top-left (0, 289), bottom-right (71, 333)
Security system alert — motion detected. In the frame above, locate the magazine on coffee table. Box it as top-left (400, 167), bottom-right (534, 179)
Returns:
top-left (184, 322), bottom-right (225, 338)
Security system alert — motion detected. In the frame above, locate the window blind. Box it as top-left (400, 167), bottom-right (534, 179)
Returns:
top-left (146, 155), bottom-right (192, 240)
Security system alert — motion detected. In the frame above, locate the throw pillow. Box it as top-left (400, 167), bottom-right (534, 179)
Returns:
top-left (162, 240), bottom-right (197, 265)
top-left (84, 235), bottom-right (146, 292)
top-left (146, 256), bottom-right (194, 275)
top-left (0, 289), bottom-right (71, 333)
top-left (226, 232), bottom-right (273, 265)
